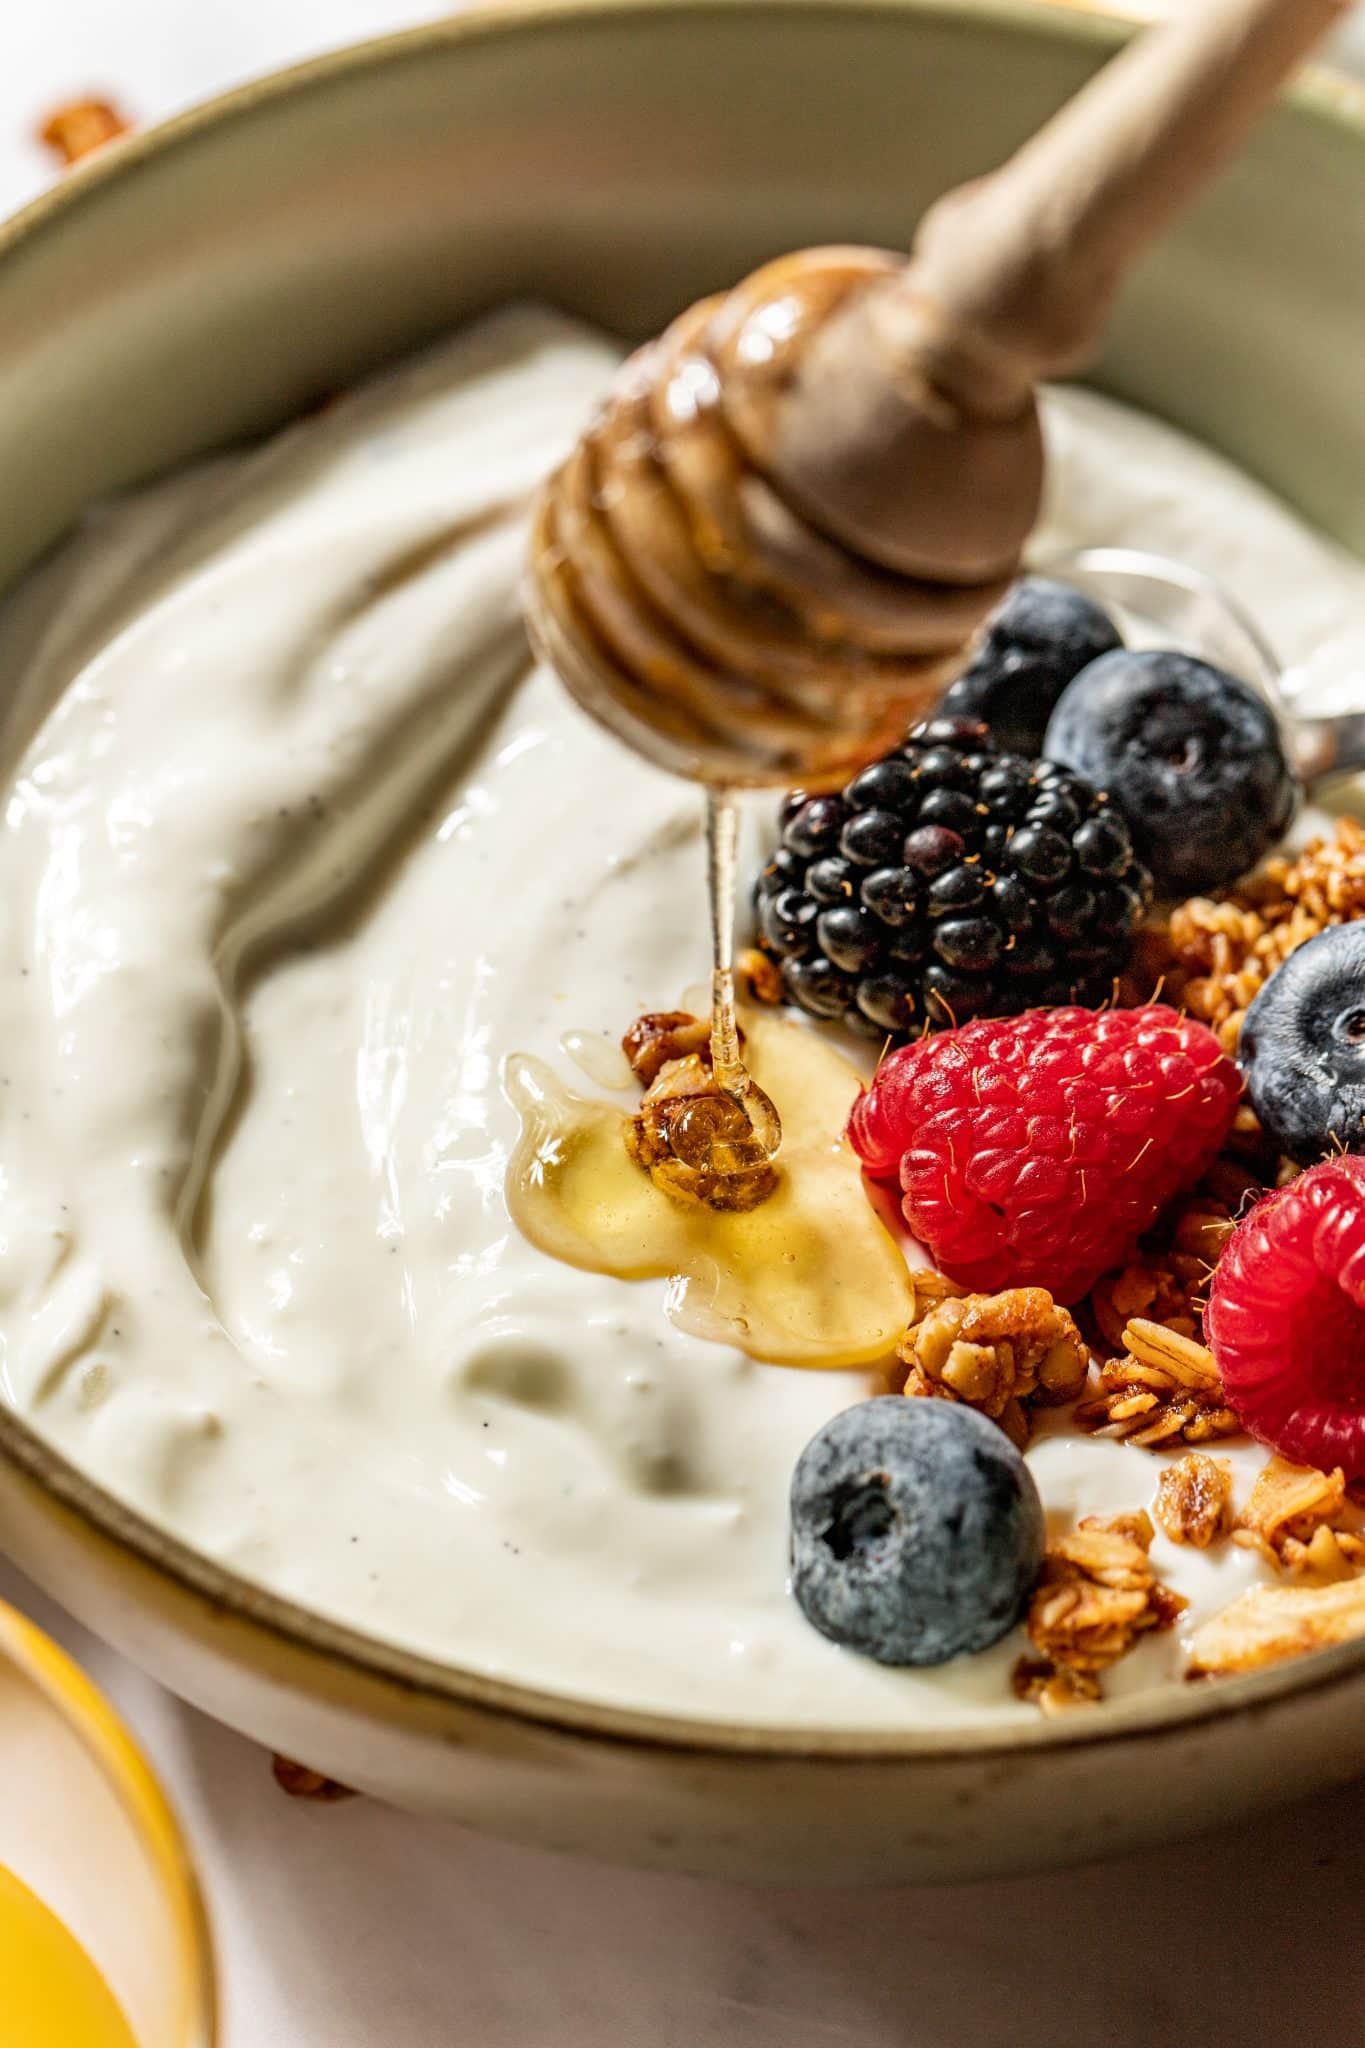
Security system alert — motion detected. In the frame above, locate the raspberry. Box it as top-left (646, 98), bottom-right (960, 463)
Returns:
top-left (849, 1006), bottom-right (1241, 1303)
top-left (1206, 1157), bottom-right (1365, 1477)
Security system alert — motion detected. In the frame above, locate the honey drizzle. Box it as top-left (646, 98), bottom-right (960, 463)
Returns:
top-left (503, 1003), bottom-right (912, 1370)
top-left (705, 788), bottom-right (781, 1161)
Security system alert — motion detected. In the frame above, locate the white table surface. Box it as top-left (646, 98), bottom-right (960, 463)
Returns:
top-left (5, 7), bottom-right (1365, 2043)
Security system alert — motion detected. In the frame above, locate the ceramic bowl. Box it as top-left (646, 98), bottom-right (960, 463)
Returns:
top-left (3, 0), bottom-right (1365, 1884)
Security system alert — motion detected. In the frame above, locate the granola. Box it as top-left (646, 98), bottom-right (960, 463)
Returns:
top-left (899, 1286), bottom-right (1088, 1448)
top-left (1133, 817), bottom-right (1365, 1055)
top-left (1188, 1575), bottom-right (1365, 1677)
top-left (1010, 1658), bottom-right (1102, 1712)
top-left (1232, 1454), bottom-right (1365, 1579)
top-left (1083, 1140), bottom-right (1277, 1352)
top-left (1018, 1511), bottom-right (1186, 1710)
top-left (39, 97), bottom-right (131, 166)
top-left (622, 1010), bottom-right (715, 1086)
top-left (1075, 1317), bottom-right (1241, 1448)
top-left (1154, 1452), bottom-right (1235, 1547)
top-left (625, 1054), bottom-right (778, 1211)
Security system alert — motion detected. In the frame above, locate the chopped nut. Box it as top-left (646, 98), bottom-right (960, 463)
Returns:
top-left (39, 96), bottom-right (132, 165)
top-left (1132, 817), bottom-right (1365, 1055)
top-left (626, 1055), bottom-right (777, 1211)
top-left (899, 1286), bottom-right (1088, 1448)
top-left (622, 1010), bottom-right (714, 1086)
top-left (1075, 1318), bottom-right (1241, 1449)
top-left (1024, 1511), bottom-right (1186, 1702)
top-left (1231, 1454), bottom-right (1365, 1577)
top-left (1153, 1453), bottom-right (1234, 1548)
top-left (1188, 1575), bottom-right (1365, 1677)
top-left (903, 1267), bottom-right (970, 1324)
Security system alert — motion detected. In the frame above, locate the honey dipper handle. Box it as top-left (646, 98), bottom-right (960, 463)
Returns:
top-left (913, 0), bottom-right (1350, 391)
top-left (761, 0), bottom-right (1347, 581)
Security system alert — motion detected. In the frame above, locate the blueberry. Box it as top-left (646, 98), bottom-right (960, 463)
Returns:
top-left (1240, 924), bottom-right (1365, 1164)
top-left (938, 577), bottom-right (1123, 756)
top-left (1043, 650), bottom-right (1297, 897)
top-left (789, 1398), bottom-right (1044, 1666)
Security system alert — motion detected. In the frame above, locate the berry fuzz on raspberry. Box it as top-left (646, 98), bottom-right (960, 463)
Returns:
top-left (755, 717), bottom-right (1151, 1037)
top-left (849, 1005), bottom-right (1241, 1303)
top-left (1207, 1157), bottom-right (1365, 1477)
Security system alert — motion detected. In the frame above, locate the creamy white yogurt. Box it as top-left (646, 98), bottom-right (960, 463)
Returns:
top-left (1, 305), bottom-right (1362, 1730)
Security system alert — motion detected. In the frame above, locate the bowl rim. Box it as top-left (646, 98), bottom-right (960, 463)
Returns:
top-left (4, 0), bottom-right (1365, 1764)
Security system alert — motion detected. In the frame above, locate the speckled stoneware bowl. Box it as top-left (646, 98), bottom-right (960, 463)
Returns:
top-left (3, 0), bottom-right (1365, 1886)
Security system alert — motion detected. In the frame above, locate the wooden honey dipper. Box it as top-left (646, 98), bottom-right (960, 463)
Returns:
top-left (527, 0), bottom-right (1347, 792)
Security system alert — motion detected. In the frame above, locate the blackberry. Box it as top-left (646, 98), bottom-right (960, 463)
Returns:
top-left (754, 716), bottom-right (1152, 1035)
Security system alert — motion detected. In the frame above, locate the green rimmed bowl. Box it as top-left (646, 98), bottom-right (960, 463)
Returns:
top-left (2, 0), bottom-right (1365, 1884)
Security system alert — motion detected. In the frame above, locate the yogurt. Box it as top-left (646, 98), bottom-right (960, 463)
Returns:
top-left (1, 304), bottom-right (1363, 1730)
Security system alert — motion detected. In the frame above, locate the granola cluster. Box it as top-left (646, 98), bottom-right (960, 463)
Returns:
top-left (1013, 1512), bottom-right (1186, 1713)
top-left (1083, 1135), bottom-right (1283, 1353)
top-left (1075, 1317), bottom-right (1241, 1448)
top-left (621, 1010), bottom-right (778, 1212)
top-left (1153, 1452), bottom-right (1234, 1548)
top-left (1232, 1455), bottom-right (1365, 1579)
top-left (622, 1010), bottom-right (716, 1087)
top-left (1132, 816), bottom-right (1365, 1054)
top-left (899, 1284), bottom-right (1088, 1448)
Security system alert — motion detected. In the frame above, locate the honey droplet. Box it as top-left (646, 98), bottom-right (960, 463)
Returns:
top-left (504, 1006), bottom-right (912, 1370)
